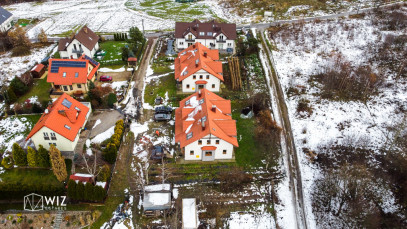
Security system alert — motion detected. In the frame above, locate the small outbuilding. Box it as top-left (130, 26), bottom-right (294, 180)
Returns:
top-left (30, 64), bottom-right (46, 78)
top-left (182, 198), bottom-right (199, 229)
top-left (127, 57), bottom-right (137, 66)
top-left (143, 184), bottom-right (172, 217)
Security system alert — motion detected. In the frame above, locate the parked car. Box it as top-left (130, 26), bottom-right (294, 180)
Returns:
top-left (154, 113), bottom-right (171, 121)
top-left (100, 75), bottom-right (112, 82)
top-left (155, 106), bottom-right (172, 114)
top-left (150, 146), bottom-right (164, 160)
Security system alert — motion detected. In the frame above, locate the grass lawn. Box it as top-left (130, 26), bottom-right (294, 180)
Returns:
top-left (151, 57), bottom-right (173, 75)
top-left (98, 41), bottom-right (127, 67)
top-left (144, 73), bottom-right (182, 107)
top-left (56, 25), bottom-right (81, 37)
top-left (0, 168), bottom-right (64, 199)
top-left (17, 77), bottom-right (51, 105)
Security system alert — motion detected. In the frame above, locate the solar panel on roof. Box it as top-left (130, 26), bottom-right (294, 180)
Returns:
top-left (62, 98), bottom-right (72, 108)
top-left (50, 60), bottom-right (87, 73)
top-left (84, 55), bottom-right (99, 66)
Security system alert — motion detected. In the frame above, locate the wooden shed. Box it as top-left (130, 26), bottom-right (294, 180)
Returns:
top-left (127, 57), bottom-right (137, 66)
top-left (30, 64), bottom-right (45, 78)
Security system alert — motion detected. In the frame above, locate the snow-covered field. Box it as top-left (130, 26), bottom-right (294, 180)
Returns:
top-left (0, 44), bottom-right (56, 86)
top-left (268, 9), bottom-right (407, 228)
top-left (5, 0), bottom-right (253, 38)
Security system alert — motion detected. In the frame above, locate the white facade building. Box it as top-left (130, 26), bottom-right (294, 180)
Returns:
top-left (0, 6), bottom-right (13, 33)
top-left (58, 26), bottom-right (99, 59)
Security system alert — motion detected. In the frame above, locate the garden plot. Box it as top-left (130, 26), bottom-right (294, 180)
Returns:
top-left (268, 8), bottom-right (407, 228)
top-left (0, 44), bottom-right (56, 86)
top-left (6, 0), bottom-right (251, 38)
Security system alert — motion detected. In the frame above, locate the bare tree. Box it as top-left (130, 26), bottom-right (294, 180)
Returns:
top-left (81, 150), bottom-right (103, 178)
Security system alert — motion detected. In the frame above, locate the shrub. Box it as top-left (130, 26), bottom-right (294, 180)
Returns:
top-left (84, 182), bottom-right (94, 201)
top-left (67, 179), bottom-right (77, 200)
top-left (255, 110), bottom-right (282, 143)
top-left (102, 143), bottom-right (117, 164)
top-left (219, 167), bottom-right (252, 192)
top-left (6, 87), bottom-right (17, 104)
top-left (97, 164), bottom-right (111, 182)
top-left (1, 156), bottom-right (13, 169)
top-left (27, 146), bottom-right (38, 167)
top-left (107, 93), bottom-right (117, 108)
top-left (37, 145), bottom-right (50, 168)
top-left (76, 182), bottom-right (85, 201)
top-left (12, 45), bottom-right (31, 56)
top-left (297, 98), bottom-right (313, 117)
top-left (10, 77), bottom-right (28, 96)
top-left (12, 143), bottom-right (27, 166)
top-left (49, 145), bottom-right (67, 182)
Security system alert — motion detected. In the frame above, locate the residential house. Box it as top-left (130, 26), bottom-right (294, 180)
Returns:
top-left (47, 54), bottom-right (100, 98)
top-left (0, 6), bottom-right (13, 33)
top-left (175, 42), bottom-right (223, 93)
top-left (26, 93), bottom-right (91, 152)
top-left (58, 26), bottom-right (100, 59)
top-left (175, 89), bottom-right (238, 161)
top-left (143, 184), bottom-right (172, 217)
top-left (175, 19), bottom-right (236, 54)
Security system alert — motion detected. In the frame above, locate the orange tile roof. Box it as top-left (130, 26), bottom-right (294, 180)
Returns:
top-left (47, 54), bottom-right (99, 86)
top-left (26, 93), bottom-right (90, 142)
top-left (174, 42), bottom-right (223, 82)
top-left (195, 80), bottom-right (207, 84)
top-left (175, 89), bottom-right (238, 148)
top-left (31, 64), bottom-right (45, 73)
top-left (201, 146), bottom-right (217, 151)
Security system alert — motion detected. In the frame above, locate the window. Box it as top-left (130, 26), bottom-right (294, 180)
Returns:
top-left (50, 132), bottom-right (57, 140)
top-left (199, 75), bottom-right (203, 79)
top-left (216, 140), bottom-right (220, 144)
top-left (63, 72), bottom-right (66, 78)
top-left (219, 35), bottom-right (225, 41)
top-left (64, 124), bottom-right (71, 130)
top-left (193, 75), bottom-right (196, 79)
top-left (223, 150), bottom-right (227, 154)
top-left (69, 85), bottom-right (73, 90)
top-left (199, 32), bottom-right (204, 36)
top-left (205, 151), bottom-right (213, 156)
top-left (186, 132), bottom-right (193, 140)
top-left (199, 99), bottom-right (204, 105)
top-left (206, 75), bottom-right (209, 79)
top-left (228, 43), bottom-right (232, 47)
top-left (187, 35), bottom-right (193, 40)
top-left (75, 106), bottom-right (81, 111)
top-left (190, 150), bottom-right (194, 155)
top-left (77, 84), bottom-right (82, 88)
top-left (212, 84), bottom-right (215, 88)
top-left (198, 140), bottom-right (202, 145)
top-left (185, 100), bottom-right (190, 106)
top-left (207, 140), bottom-right (211, 144)
top-left (43, 132), bottom-right (49, 140)
top-left (75, 72), bottom-right (79, 78)
top-left (73, 44), bottom-right (77, 50)
top-left (186, 84), bottom-right (190, 89)
top-left (180, 42), bottom-right (184, 45)
top-left (207, 32), bottom-right (213, 36)
top-left (202, 116), bottom-right (207, 122)
top-left (63, 86), bottom-right (68, 91)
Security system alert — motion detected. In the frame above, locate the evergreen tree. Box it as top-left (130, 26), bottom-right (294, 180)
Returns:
top-left (67, 179), bottom-right (77, 200)
top-left (129, 27), bottom-right (144, 45)
top-left (1, 156), bottom-right (13, 169)
top-left (107, 93), bottom-right (117, 108)
top-left (84, 182), bottom-right (94, 201)
top-left (76, 182), bottom-right (85, 201)
top-left (94, 185), bottom-right (106, 202)
top-left (102, 143), bottom-right (117, 164)
top-left (49, 144), bottom-right (67, 182)
top-left (12, 143), bottom-right (27, 166)
top-left (97, 164), bottom-right (111, 182)
top-left (6, 87), bottom-right (17, 104)
top-left (27, 146), bottom-right (38, 167)
top-left (37, 144), bottom-right (51, 167)
top-left (10, 77), bottom-right (28, 96)
top-left (114, 33), bottom-right (117, 41)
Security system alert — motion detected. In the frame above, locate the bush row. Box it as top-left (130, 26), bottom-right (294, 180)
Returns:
top-left (102, 119), bottom-right (124, 164)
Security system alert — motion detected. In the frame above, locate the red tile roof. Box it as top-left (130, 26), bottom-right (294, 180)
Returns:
top-left (201, 146), bottom-right (217, 151)
top-left (31, 64), bottom-right (45, 73)
top-left (175, 19), bottom-right (236, 40)
top-left (195, 80), bottom-right (207, 84)
top-left (26, 93), bottom-right (90, 142)
top-left (47, 54), bottom-right (99, 85)
top-left (175, 89), bottom-right (238, 148)
top-left (174, 42), bottom-right (223, 82)
top-left (69, 174), bottom-right (94, 183)
top-left (128, 57), bottom-right (137, 62)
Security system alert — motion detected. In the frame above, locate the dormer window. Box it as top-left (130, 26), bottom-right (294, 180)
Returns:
top-left (186, 132), bottom-right (193, 140)
top-left (64, 125), bottom-right (71, 130)
top-left (199, 32), bottom-right (204, 36)
top-left (207, 32), bottom-right (212, 36)
top-left (63, 72), bottom-right (66, 78)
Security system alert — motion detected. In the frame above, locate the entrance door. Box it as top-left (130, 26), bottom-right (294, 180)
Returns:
top-left (202, 151), bottom-right (215, 161)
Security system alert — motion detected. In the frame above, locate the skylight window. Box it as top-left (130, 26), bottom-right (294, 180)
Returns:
top-left (199, 99), bottom-right (204, 105)
top-left (186, 132), bottom-right (193, 140)
top-left (202, 116), bottom-right (207, 122)
top-left (74, 106), bottom-right (81, 111)
top-left (62, 98), bottom-right (72, 108)
top-left (185, 100), bottom-right (190, 106)
top-left (63, 72), bottom-right (67, 78)
top-left (75, 72), bottom-right (79, 78)
top-left (64, 125), bottom-right (71, 130)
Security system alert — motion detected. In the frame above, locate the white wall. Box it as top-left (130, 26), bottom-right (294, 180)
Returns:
top-left (175, 37), bottom-right (235, 53)
top-left (184, 134), bottom-right (234, 161)
top-left (181, 69), bottom-right (221, 93)
top-left (31, 126), bottom-right (80, 152)
top-left (0, 17), bottom-right (13, 33)
top-left (60, 39), bottom-right (98, 59)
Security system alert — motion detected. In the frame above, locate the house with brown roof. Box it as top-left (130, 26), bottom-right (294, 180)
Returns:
top-left (175, 42), bottom-right (223, 93)
top-left (58, 26), bottom-right (100, 59)
top-left (26, 93), bottom-right (91, 152)
top-left (47, 54), bottom-right (100, 98)
top-left (175, 89), bottom-right (238, 161)
top-left (175, 19), bottom-right (236, 54)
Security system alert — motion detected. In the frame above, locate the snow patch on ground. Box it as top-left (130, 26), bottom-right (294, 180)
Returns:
top-left (91, 126), bottom-right (115, 144)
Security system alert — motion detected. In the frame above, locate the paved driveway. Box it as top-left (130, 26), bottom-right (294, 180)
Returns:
top-left (88, 110), bottom-right (124, 138)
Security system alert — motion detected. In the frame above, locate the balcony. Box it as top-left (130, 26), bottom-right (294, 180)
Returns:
top-left (72, 48), bottom-right (84, 54)
top-left (185, 38), bottom-right (195, 42)
top-left (217, 40), bottom-right (227, 43)
top-left (50, 88), bottom-right (63, 96)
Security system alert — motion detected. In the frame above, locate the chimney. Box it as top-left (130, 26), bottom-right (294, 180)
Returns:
top-left (193, 44), bottom-right (196, 48)
top-left (212, 105), bottom-right (216, 112)
top-left (204, 52), bottom-right (207, 58)
top-left (58, 110), bottom-right (67, 117)
top-left (202, 118), bottom-right (206, 130)
top-left (195, 59), bottom-right (199, 67)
